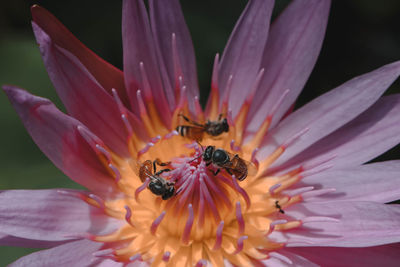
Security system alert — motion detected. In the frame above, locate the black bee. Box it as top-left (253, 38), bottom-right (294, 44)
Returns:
top-left (275, 200), bottom-right (285, 214)
top-left (176, 114), bottom-right (229, 141)
top-left (202, 146), bottom-right (256, 181)
top-left (138, 159), bottom-right (175, 200)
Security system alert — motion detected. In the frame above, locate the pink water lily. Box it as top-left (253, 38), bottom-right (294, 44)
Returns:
top-left (2, 0), bottom-right (400, 266)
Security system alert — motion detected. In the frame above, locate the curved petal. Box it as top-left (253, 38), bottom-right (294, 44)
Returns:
top-left (300, 161), bottom-right (400, 203)
top-left (149, 0), bottom-right (199, 108)
top-left (248, 0), bottom-right (331, 130)
top-left (0, 233), bottom-right (66, 248)
top-left (261, 250), bottom-right (319, 267)
top-left (218, 0), bottom-right (274, 115)
top-left (33, 22), bottom-right (145, 157)
top-left (270, 94), bottom-right (400, 173)
top-left (272, 201), bottom-right (400, 247)
top-left (9, 239), bottom-right (123, 267)
top-left (286, 243), bottom-right (400, 267)
top-left (3, 86), bottom-right (117, 193)
top-left (259, 61), bottom-right (400, 166)
top-left (122, 0), bottom-right (171, 124)
top-left (0, 190), bottom-right (119, 242)
top-left (31, 5), bottom-right (128, 107)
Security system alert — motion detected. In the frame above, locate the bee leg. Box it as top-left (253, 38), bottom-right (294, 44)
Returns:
top-left (206, 161), bottom-right (212, 167)
top-left (174, 187), bottom-right (183, 195)
top-left (178, 114), bottom-right (203, 127)
top-left (218, 113), bottom-right (222, 121)
top-left (155, 169), bottom-right (171, 176)
top-left (153, 161), bottom-right (157, 173)
top-left (275, 201), bottom-right (285, 214)
top-left (213, 169), bottom-right (220, 176)
top-left (178, 113), bottom-right (191, 122)
top-left (225, 168), bottom-right (233, 175)
top-left (154, 158), bottom-right (171, 167)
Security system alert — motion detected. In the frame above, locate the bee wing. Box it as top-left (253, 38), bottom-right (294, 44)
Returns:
top-left (188, 126), bottom-right (206, 133)
top-left (178, 114), bottom-right (205, 127)
top-left (128, 159), bottom-right (141, 173)
top-left (246, 161), bottom-right (258, 176)
top-left (138, 160), bottom-right (153, 182)
top-left (227, 152), bottom-right (258, 177)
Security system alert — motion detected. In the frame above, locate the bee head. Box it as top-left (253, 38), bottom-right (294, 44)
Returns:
top-left (148, 180), bottom-right (165, 196)
top-left (203, 146), bottom-right (214, 162)
top-left (162, 186), bottom-right (175, 200)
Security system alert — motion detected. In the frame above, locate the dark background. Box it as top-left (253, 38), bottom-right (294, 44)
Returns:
top-left (1, 0), bottom-right (400, 264)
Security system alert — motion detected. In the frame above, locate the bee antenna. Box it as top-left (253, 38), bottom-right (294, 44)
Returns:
top-left (189, 153), bottom-right (203, 163)
top-left (219, 112), bottom-right (228, 118)
top-left (196, 140), bottom-right (204, 152)
top-left (188, 141), bottom-right (204, 163)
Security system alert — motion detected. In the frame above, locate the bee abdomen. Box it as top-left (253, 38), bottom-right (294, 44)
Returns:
top-left (176, 126), bottom-right (188, 137)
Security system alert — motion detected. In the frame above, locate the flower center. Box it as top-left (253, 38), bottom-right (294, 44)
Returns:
top-left (79, 127), bottom-right (310, 266)
top-left (73, 80), bottom-right (315, 265)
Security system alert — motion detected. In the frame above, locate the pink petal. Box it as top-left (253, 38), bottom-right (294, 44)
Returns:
top-left (287, 243), bottom-right (400, 267)
top-left (248, 0), bottom-right (331, 130)
top-left (271, 94), bottom-right (400, 173)
top-left (275, 201), bottom-right (400, 247)
top-left (261, 250), bottom-right (319, 267)
top-left (31, 5), bottom-right (128, 107)
top-left (9, 239), bottom-right (123, 267)
top-left (149, 0), bottom-right (199, 108)
top-left (0, 233), bottom-right (66, 248)
top-left (0, 190), bottom-right (119, 242)
top-left (3, 86), bottom-right (117, 193)
top-left (300, 161), bottom-right (400, 203)
top-left (122, 0), bottom-right (171, 124)
top-left (130, 262), bottom-right (150, 267)
top-left (218, 0), bottom-right (274, 115)
top-left (259, 61), bottom-right (400, 165)
top-left (33, 22), bottom-right (145, 157)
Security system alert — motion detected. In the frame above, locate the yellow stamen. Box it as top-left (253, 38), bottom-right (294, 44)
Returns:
top-left (244, 115), bottom-right (272, 150)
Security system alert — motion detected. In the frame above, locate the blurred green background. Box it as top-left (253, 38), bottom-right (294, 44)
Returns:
top-left (1, 0), bottom-right (400, 264)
